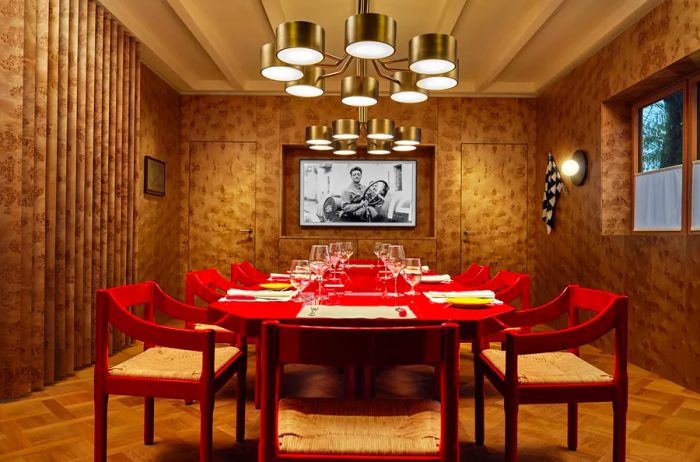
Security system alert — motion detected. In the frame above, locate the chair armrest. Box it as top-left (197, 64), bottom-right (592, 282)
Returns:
top-left (154, 287), bottom-right (210, 324)
top-left (496, 287), bottom-right (570, 328)
top-left (506, 303), bottom-right (618, 355)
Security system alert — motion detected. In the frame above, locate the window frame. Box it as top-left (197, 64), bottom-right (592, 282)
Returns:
top-left (689, 72), bottom-right (700, 233)
top-left (631, 80), bottom-right (689, 234)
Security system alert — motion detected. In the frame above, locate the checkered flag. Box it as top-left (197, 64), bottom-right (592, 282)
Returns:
top-left (541, 152), bottom-right (563, 234)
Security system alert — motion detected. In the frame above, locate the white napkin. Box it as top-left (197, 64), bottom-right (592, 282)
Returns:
top-left (424, 290), bottom-right (500, 304)
top-left (269, 273), bottom-right (290, 279)
top-left (347, 264), bottom-right (375, 268)
top-left (296, 305), bottom-right (416, 319)
top-left (420, 274), bottom-right (452, 283)
top-left (421, 265), bottom-right (430, 272)
top-left (225, 288), bottom-right (295, 300)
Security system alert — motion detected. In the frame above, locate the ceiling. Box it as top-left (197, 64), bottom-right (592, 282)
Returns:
top-left (100, 0), bottom-right (663, 97)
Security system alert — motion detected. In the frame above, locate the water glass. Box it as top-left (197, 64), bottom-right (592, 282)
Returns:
top-left (309, 245), bottom-right (330, 298)
top-left (402, 257), bottom-right (422, 296)
top-left (387, 245), bottom-right (405, 297)
top-left (289, 259), bottom-right (311, 297)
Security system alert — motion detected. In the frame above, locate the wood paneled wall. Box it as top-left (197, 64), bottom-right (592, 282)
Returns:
top-left (533, 0), bottom-right (700, 391)
top-left (178, 96), bottom-right (536, 282)
top-left (137, 65), bottom-right (181, 298)
top-left (0, 0), bottom-right (139, 399)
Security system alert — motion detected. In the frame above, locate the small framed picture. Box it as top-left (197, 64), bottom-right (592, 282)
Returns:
top-left (144, 156), bottom-right (165, 196)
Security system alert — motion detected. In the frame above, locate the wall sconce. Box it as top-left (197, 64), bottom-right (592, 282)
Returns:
top-left (561, 149), bottom-right (587, 186)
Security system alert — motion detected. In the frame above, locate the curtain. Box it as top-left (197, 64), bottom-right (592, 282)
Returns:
top-left (633, 165), bottom-right (683, 231)
top-left (0, 0), bottom-right (139, 399)
top-left (693, 161), bottom-right (700, 231)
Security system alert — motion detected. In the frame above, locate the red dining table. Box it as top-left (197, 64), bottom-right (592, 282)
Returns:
top-left (208, 262), bottom-right (513, 342)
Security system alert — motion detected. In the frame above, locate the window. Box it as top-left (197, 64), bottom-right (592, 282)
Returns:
top-left (692, 77), bottom-right (700, 231)
top-left (632, 82), bottom-right (687, 232)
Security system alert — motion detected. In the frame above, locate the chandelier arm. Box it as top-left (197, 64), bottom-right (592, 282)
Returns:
top-left (372, 59), bottom-right (400, 84)
top-left (324, 52), bottom-right (346, 63)
top-left (377, 59), bottom-right (408, 73)
top-left (317, 55), bottom-right (354, 80)
top-left (380, 57), bottom-right (408, 65)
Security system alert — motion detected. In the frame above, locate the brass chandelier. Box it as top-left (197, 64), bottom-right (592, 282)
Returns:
top-left (260, 0), bottom-right (458, 155)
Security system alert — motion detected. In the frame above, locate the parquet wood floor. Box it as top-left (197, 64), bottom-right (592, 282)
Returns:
top-left (1, 344), bottom-right (699, 461)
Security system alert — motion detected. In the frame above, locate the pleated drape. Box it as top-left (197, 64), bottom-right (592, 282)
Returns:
top-left (0, 0), bottom-right (139, 399)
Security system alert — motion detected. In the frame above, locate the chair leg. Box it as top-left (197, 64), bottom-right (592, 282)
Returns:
top-left (474, 362), bottom-right (485, 446)
top-left (94, 392), bottom-right (109, 462)
top-left (433, 365), bottom-right (441, 400)
top-left (144, 397), bottom-right (155, 445)
top-left (613, 397), bottom-right (627, 462)
top-left (567, 402), bottom-right (578, 450)
top-left (504, 396), bottom-right (518, 462)
top-left (254, 348), bottom-right (261, 409)
top-left (200, 395), bottom-right (214, 462)
top-left (236, 363), bottom-right (247, 443)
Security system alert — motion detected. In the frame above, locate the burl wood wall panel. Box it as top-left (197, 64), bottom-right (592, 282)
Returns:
top-left (137, 65), bottom-right (181, 298)
top-left (179, 96), bottom-right (536, 280)
top-left (533, 0), bottom-right (700, 390)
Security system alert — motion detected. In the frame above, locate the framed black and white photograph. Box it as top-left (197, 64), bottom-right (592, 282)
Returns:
top-left (300, 159), bottom-right (417, 227)
top-left (144, 155), bottom-right (165, 196)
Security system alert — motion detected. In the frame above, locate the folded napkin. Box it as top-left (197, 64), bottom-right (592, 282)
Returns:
top-left (424, 290), bottom-right (500, 304)
top-left (421, 265), bottom-right (430, 272)
top-left (347, 263), bottom-right (375, 268)
top-left (269, 273), bottom-right (290, 279)
top-left (420, 274), bottom-right (452, 283)
top-left (225, 288), bottom-right (295, 300)
top-left (296, 305), bottom-right (416, 319)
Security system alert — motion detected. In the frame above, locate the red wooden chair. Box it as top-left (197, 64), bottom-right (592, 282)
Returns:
top-left (453, 263), bottom-right (490, 286)
top-left (231, 261), bottom-right (268, 286)
top-left (259, 321), bottom-right (461, 462)
top-left (94, 281), bottom-right (247, 462)
top-left (473, 285), bottom-right (628, 462)
top-left (467, 270), bottom-right (531, 309)
top-left (185, 267), bottom-right (243, 342)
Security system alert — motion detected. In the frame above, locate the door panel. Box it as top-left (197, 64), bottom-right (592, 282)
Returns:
top-left (188, 142), bottom-right (256, 276)
top-left (461, 144), bottom-right (528, 274)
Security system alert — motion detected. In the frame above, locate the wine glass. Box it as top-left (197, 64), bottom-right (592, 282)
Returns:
top-left (387, 245), bottom-right (405, 297)
top-left (329, 242), bottom-right (343, 278)
top-left (309, 245), bottom-right (330, 298)
top-left (402, 257), bottom-right (422, 296)
top-left (373, 241), bottom-right (384, 267)
top-left (289, 259), bottom-right (311, 298)
top-left (342, 241), bottom-right (354, 261)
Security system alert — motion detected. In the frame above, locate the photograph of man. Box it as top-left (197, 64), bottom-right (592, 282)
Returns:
top-left (340, 166), bottom-right (379, 221)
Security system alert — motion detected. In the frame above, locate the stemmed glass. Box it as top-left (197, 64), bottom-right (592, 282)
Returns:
top-left (373, 241), bottom-right (384, 267)
top-left (329, 242), bottom-right (343, 279)
top-left (309, 245), bottom-right (330, 299)
top-left (387, 245), bottom-right (406, 297)
top-left (289, 259), bottom-right (311, 300)
top-left (402, 257), bottom-right (422, 296)
top-left (340, 241), bottom-right (353, 281)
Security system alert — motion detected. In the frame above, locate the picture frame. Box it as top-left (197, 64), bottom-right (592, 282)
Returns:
top-left (299, 159), bottom-right (417, 227)
top-left (144, 155), bottom-right (165, 196)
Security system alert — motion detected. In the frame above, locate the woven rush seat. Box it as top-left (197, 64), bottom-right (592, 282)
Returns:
top-left (482, 349), bottom-right (612, 384)
top-left (277, 398), bottom-right (441, 455)
top-left (194, 323), bottom-right (231, 333)
top-left (109, 346), bottom-right (240, 381)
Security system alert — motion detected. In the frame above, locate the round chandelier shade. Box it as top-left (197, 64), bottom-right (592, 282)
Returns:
top-left (390, 71), bottom-right (428, 103)
top-left (394, 126), bottom-right (421, 145)
top-left (310, 144), bottom-right (333, 151)
top-left (409, 33), bottom-right (457, 74)
top-left (417, 64), bottom-right (458, 90)
top-left (393, 144), bottom-right (416, 151)
top-left (332, 119), bottom-right (360, 140)
top-left (345, 13), bottom-right (396, 59)
top-left (285, 66), bottom-right (324, 97)
top-left (368, 140), bottom-right (393, 155)
top-left (306, 125), bottom-right (332, 145)
top-left (276, 21), bottom-right (325, 65)
top-left (367, 119), bottom-right (394, 140)
top-left (260, 43), bottom-right (304, 82)
top-left (333, 139), bottom-right (357, 155)
top-left (341, 76), bottom-right (379, 106)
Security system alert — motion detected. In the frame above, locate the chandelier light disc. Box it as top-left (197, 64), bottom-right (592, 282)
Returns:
top-left (390, 71), bottom-right (428, 104)
top-left (345, 13), bottom-right (396, 59)
top-left (341, 76), bottom-right (379, 107)
top-left (367, 119), bottom-right (395, 140)
top-left (394, 126), bottom-right (421, 145)
top-left (392, 144), bottom-right (416, 151)
top-left (332, 119), bottom-right (360, 140)
top-left (285, 66), bottom-right (325, 97)
top-left (333, 139), bottom-right (357, 155)
top-left (368, 140), bottom-right (393, 155)
top-left (306, 125), bottom-right (332, 145)
top-left (417, 64), bottom-right (459, 90)
top-left (276, 21), bottom-right (325, 65)
top-left (409, 33), bottom-right (457, 75)
top-left (260, 43), bottom-right (304, 81)
top-left (310, 144), bottom-right (334, 151)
